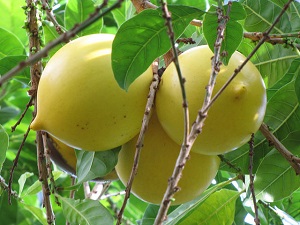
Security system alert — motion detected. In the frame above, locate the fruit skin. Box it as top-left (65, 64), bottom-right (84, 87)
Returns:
top-left (156, 45), bottom-right (267, 155)
top-left (30, 34), bottom-right (152, 151)
top-left (115, 112), bottom-right (220, 205)
top-left (47, 134), bottom-right (118, 181)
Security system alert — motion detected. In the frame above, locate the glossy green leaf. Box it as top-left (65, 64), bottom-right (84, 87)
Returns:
top-left (58, 196), bottom-right (114, 225)
top-left (203, 2), bottom-right (245, 65)
top-left (253, 136), bottom-right (300, 202)
top-left (220, 58), bottom-right (300, 174)
top-left (0, 0), bottom-right (28, 44)
top-left (243, 0), bottom-right (292, 33)
top-left (0, 124), bottom-right (8, 173)
top-left (165, 179), bottom-right (234, 224)
top-left (178, 189), bottom-right (240, 225)
top-left (269, 0), bottom-right (300, 31)
top-left (110, 0), bottom-right (135, 28)
top-left (64, 0), bottom-right (103, 36)
top-left (0, 28), bottom-right (25, 59)
top-left (112, 5), bottom-right (204, 90)
top-left (272, 189), bottom-right (300, 221)
top-left (76, 146), bottom-right (120, 183)
top-left (238, 39), bottom-right (298, 88)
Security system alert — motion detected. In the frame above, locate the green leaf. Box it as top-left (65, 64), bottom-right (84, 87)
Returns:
top-left (58, 196), bottom-right (114, 225)
top-left (22, 204), bottom-right (48, 225)
top-left (178, 189), bottom-right (240, 225)
top-left (252, 131), bottom-right (300, 202)
top-left (0, 56), bottom-right (30, 84)
top-left (0, 0), bottom-right (28, 44)
top-left (0, 106), bottom-right (20, 124)
top-left (18, 172), bottom-right (34, 196)
top-left (21, 171), bottom-right (63, 197)
top-left (0, 124), bottom-right (8, 173)
top-left (267, 0), bottom-right (300, 32)
top-left (203, 2), bottom-right (245, 65)
top-left (242, 0), bottom-right (292, 33)
top-left (0, 28), bottom-right (25, 59)
top-left (272, 189), bottom-right (300, 221)
top-left (42, 21), bottom-right (65, 58)
top-left (110, 0), bottom-right (135, 28)
top-left (112, 5), bottom-right (204, 90)
top-left (293, 59), bottom-right (300, 103)
top-left (238, 39), bottom-right (298, 88)
top-left (64, 0), bottom-right (103, 36)
top-left (76, 147), bottom-right (120, 183)
top-left (165, 179), bottom-right (234, 224)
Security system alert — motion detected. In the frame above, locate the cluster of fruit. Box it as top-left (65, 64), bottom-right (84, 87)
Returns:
top-left (30, 34), bottom-right (267, 205)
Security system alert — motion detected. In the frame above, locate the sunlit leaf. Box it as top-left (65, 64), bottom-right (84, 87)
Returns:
top-left (243, 0), bottom-right (292, 33)
top-left (112, 5), bottom-right (204, 90)
top-left (18, 172), bottom-right (34, 196)
top-left (0, 124), bottom-right (8, 173)
top-left (177, 189), bottom-right (240, 225)
top-left (76, 146), bottom-right (120, 183)
top-left (21, 171), bottom-right (63, 197)
top-left (0, 0), bottom-right (28, 44)
top-left (58, 196), bottom-right (114, 225)
top-left (252, 130), bottom-right (300, 202)
top-left (165, 179), bottom-right (234, 224)
top-left (64, 0), bottom-right (103, 36)
top-left (0, 28), bottom-right (25, 59)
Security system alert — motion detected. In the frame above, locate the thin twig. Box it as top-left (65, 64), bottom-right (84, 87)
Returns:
top-left (249, 133), bottom-right (260, 225)
top-left (244, 32), bottom-right (300, 50)
top-left (0, 0), bottom-right (124, 86)
top-left (218, 154), bottom-right (243, 175)
top-left (259, 123), bottom-right (300, 174)
top-left (41, 0), bottom-right (64, 34)
top-left (0, 176), bottom-right (21, 201)
top-left (8, 125), bottom-right (31, 204)
top-left (116, 61), bottom-right (160, 225)
top-left (11, 95), bottom-right (35, 132)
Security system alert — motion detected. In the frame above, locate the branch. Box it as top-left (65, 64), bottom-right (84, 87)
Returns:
top-left (0, 0), bottom-right (124, 86)
top-left (249, 134), bottom-right (261, 225)
top-left (259, 123), bottom-right (300, 175)
top-left (244, 32), bottom-right (300, 50)
top-left (154, 0), bottom-right (191, 223)
top-left (116, 61), bottom-right (160, 225)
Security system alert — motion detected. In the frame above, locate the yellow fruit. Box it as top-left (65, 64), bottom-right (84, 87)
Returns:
top-left (156, 45), bottom-right (266, 155)
top-left (30, 34), bottom-right (152, 151)
top-left (47, 134), bottom-right (118, 181)
top-left (115, 113), bottom-right (220, 205)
